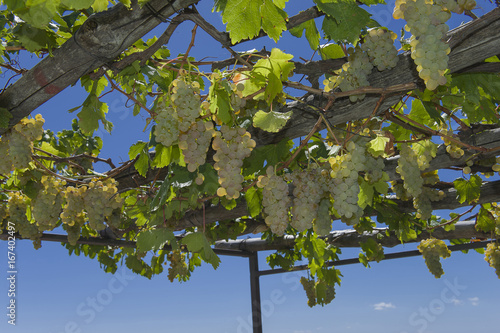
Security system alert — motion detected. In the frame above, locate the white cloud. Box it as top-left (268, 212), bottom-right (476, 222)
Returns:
top-left (450, 298), bottom-right (464, 305)
top-left (468, 297), bottom-right (479, 306)
top-left (373, 302), bottom-right (396, 311)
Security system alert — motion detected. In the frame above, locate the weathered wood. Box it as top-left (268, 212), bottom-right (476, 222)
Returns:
top-left (214, 221), bottom-right (491, 251)
top-left (0, 0), bottom-right (199, 135)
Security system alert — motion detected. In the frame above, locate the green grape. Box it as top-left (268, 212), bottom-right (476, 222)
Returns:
top-left (485, 242), bottom-right (500, 279)
top-left (418, 238), bottom-right (451, 278)
top-left (82, 178), bottom-right (123, 231)
top-left (0, 138), bottom-right (13, 175)
top-left (154, 103), bottom-right (179, 147)
top-left (6, 130), bottom-right (32, 169)
top-left (32, 176), bottom-right (65, 231)
top-left (213, 125), bottom-right (256, 200)
top-left (361, 28), bottom-right (399, 71)
top-left (324, 46), bottom-right (373, 102)
top-left (440, 128), bottom-right (464, 158)
top-left (396, 143), bottom-right (424, 198)
top-left (171, 78), bottom-right (202, 132)
top-left (179, 120), bottom-right (216, 172)
top-left (167, 250), bottom-right (189, 282)
top-left (61, 186), bottom-right (87, 227)
top-left (257, 166), bottom-right (291, 236)
top-left (314, 198), bottom-right (333, 237)
top-left (64, 223), bottom-right (82, 246)
top-left (8, 192), bottom-right (40, 239)
top-left (14, 114), bottom-right (45, 141)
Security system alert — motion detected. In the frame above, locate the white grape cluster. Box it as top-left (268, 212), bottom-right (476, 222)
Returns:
top-left (435, 0), bottom-right (476, 14)
top-left (61, 186), bottom-right (87, 227)
top-left (300, 277), bottom-right (336, 308)
top-left (212, 125), bottom-right (256, 200)
top-left (440, 128), bottom-right (464, 158)
top-left (179, 120), bottom-right (216, 172)
top-left (329, 140), bottom-right (366, 225)
top-left (393, 0), bottom-right (472, 90)
top-left (257, 166), bottom-right (291, 236)
top-left (170, 79), bottom-right (202, 132)
top-left (8, 192), bottom-right (40, 239)
top-left (0, 114), bottom-right (45, 173)
top-left (82, 179), bottom-right (123, 231)
top-left (290, 167), bottom-right (331, 232)
top-left (418, 238), bottom-right (451, 278)
top-left (396, 143), bottom-right (424, 198)
top-left (324, 46), bottom-right (373, 102)
top-left (360, 28), bottom-right (399, 71)
top-left (485, 242), bottom-right (500, 279)
top-left (31, 176), bottom-right (65, 231)
top-left (154, 103), bottom-right (179, 147)
top-left (230, 82), bottom-right (246, 113)
top-left (154, 78), bottom-right (203, 147)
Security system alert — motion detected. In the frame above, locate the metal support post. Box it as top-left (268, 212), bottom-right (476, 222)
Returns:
top-left (249, 252), bottom-right (263, 333)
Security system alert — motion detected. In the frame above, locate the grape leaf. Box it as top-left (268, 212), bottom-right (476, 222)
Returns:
top-left (253, 110), bottom-right (292, 132)
top-left (243, 139), bottom-right (292, 175)
top-left (128, 141), bottom-right (147, 159)
top-left (245, 186), bottom-right (263, 217)
top-left (316, 0), bottom-right (371, 44)
top-left (358, 178), bottom-right (374, 209)
top-left (476, 205), bottom-right (496, 233)
top-left (261, 0), bottom-right (287, 42)
top-left (454, 175), bottom-right (482, 204)
top-left (182, 232), bottom-right (221, 269)
top-left (76, 94), bottom-right (112, 136)
top-left (220, 0), bottom-right (262, 43)
top-left (136, 228), bottom-right (175, 252)
top-left (290, 19), bottom-right (320, 50)
top-left (92, 0), bottom-right (109, 12)
top-left (367, 136), bottom-right (389, 158)
top-left (209, 79), bottom-right (233, 125)
top-left (319, 43), bottom-right (345, 60)
top-left (13, 24), bottom-right (58, 52)
top-left (149, 170), bottom-right (172, 212)
top-left (0, 108), bottom-right (12, 129)
top-left (151, 144), bottom-right (172, 168)
top-left (61, 0), bottom-right (94, 9)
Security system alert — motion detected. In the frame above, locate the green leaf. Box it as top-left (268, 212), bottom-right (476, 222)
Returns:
top-left (476, 205), bottom-right (496, 233)
top-left (360, 238), bottom-right (384, 262)
top-left (358, 178), bottom-right (374, 209)
top-left (290, 19), bottom-right (320, 50)
top-left (15, 0), bottom-right (60, 29)
top-left (92, 0), bottom-right (109, 12)
top-left (454, 175), bottom-right (482, 204)
top-left (245, 186), bottom-right (263, 217)
top-left (253, 110), bottom-right (292, 132)
top-left (0, 108), bottom-right (12, 129)
top-left (149, 169), bottom-right (172, 212)
top-left (77, 83), bottom-right (112, 136)
top-left (209, 79), bottom-right (233, 125)
top-left (128, 141), bottom-right (147, 159)
top-left (243, 139), bottom-right (292, 176)
top-left (136, 228), bottom-right (175, 252)
top-left (367, 136), bottom-right (389, 158)
top-left (182, 232), bottom-right (221, 269)
top-left (261, 0), bottom-right (287, 42)
top-left (221, 0), bottom-right (262, 43)
top-left (61, 0), bottom-right (94, 9)
top-left (13, 24), bottom-right (58, 52)
top-left (317, 0), bottom-right (371, 44)
top-left (151, 144), bottom-right (172, 168)
top-left (319, 43), bottom-right (345, 60)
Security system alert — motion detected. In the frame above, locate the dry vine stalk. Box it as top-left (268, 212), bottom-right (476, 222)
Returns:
top-left (0, 0), bottom-right (500, 306)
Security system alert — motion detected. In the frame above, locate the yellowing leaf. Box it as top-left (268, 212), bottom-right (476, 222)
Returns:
top-left (454, 175), bottom-right (482, 204)
top-left (253, 110), bottom-right (292, 132)
top-left (92, 0), bottom-right (109, 12)
top-left (367, 136), bottom-right (390, 158)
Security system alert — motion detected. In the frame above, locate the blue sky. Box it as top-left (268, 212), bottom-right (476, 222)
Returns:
top-left (1, 1), bottom-right (500, 332)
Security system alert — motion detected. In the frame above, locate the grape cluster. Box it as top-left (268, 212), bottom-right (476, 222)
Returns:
top-left (418, 238), bottom-right (451, 278)
top-left (82, 178), bottom-right (123, 231)
top-left (300, 277), bottom-right (317, 307)
top-left (212, 125), bottom-right (256, 200)
top-left (154, 103), bottom-right (180, 148)
top-left (329, 140), bottom-right (367, 225)
top-left (393, 0), bottom-right (472, 90)
top-left (0, 114), bottom-right (45, 173)
top-left (179, 120), bottom-right (216, 172)
top-left (167, 250), bottom-right (189, 282)
top-left (257, 166), bottom-right (291, 236)
top-left (170, 79), bottom-right (202, 132)
top-left (414, 171), bottom-right (445, 220)
top-left (485, 242), bottom-right (500, 279)
top-left (324, 46), bottom-right (373, 102)
top-left (290, 167), bottom-right (330, 232)
top-left (396, 143), bottom-right (424, 198)
top-left (8, 192), bottom-right (40, 239)
top-left (314, 198), bottom-right (332, 237)
top-left (230, 82), bottom-right (246, 113)
top-left (61, 186), bottom-right (87, 227)
top-left (31, 176), bottom-right (65, 231)
top-left (440, 128), bottom-right (464, 158)
top-left (360, 28), bottom-right (399, 71)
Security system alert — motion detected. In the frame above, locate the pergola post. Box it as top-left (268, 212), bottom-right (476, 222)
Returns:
top-left (249, 252), bottom-right (263, 333)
